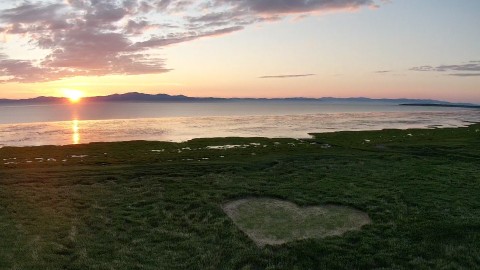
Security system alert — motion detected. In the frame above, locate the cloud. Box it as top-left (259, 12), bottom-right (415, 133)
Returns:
top-left (0, 0), bottom-right (383, 83)
top-left (125, 19), bottom-right (157, 35)
top-left (374, 70), bottom-right (391, 73)
top-left (0, 53), bottom-right (83, 82)
top-left (133, 26), bottom-right (244, 49)
top-left (259, 74), bottom-right (316, 79)
top-left (411, 61), bottom-right (480, 77)
top-left (217, 0), bottom-right (377, 14)
top-left (449, 73), bottom-right (480, 77)
top-left (0, 3), bottom-right (66, 24)
top-left (411, 61), bottom-right (480, 72)
top-left (436, 63), bottom-right (480, 72)
top-left (410, 65), bottom-right (435, 72)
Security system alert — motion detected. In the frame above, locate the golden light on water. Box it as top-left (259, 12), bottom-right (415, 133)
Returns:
top-left (63, 89), bottom-right (83, 103)
top-left (72, 119), bottom-right (80, 144)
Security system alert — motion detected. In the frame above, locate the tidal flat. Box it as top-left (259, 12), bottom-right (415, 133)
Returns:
top-left (1, 124), bottom-right (479, 269)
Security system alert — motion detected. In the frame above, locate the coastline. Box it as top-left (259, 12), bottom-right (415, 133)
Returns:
top-left (1, 108), bottom-right (478, 147)
top-left (1, 123), bottom-right (479, 165)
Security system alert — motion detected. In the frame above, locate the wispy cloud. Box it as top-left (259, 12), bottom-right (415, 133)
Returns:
top-left (411, 61), bottom-right (480, 77)
top-left (215, 0), bottom-right (378, 15)
top-left (449, 73), bottom-right (480, 77)
top-left (374, 70), bottom-right (391, 74)
top-left (259, 74), bottom-right (316, 79)
top-left (0, 0), bottom-right (383, 83)
top-left (410, 66), bottom-right (435, 72)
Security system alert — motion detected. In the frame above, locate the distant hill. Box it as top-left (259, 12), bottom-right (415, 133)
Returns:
top-left (0, 92), bottom-right (477, 106)
top-left (0, 96), bottom-right (63, 104)
top-left (85, 92), bottom-right (199, 102)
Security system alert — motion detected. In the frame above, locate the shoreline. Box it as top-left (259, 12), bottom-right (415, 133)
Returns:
top-left (1, 110), bottom-right (478, 148)
top-left (0, 122), bottom-right (477, 150)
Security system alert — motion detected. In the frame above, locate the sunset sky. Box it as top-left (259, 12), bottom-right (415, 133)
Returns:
top-left (0, 0), bottom-right (479, 102)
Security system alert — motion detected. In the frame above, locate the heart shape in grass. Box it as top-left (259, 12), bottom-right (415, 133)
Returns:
top-left (223, 198), bottom-right (371, 247)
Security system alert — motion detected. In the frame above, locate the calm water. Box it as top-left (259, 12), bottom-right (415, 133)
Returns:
top-left (0, 102), bottom-right (479, 147)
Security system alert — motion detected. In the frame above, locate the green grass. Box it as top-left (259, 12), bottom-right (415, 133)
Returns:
top-left (0, 124), bottom-right (479, 269)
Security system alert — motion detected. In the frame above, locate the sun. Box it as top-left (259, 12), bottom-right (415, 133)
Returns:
top-left (63, 89), bottom-right (83, 103)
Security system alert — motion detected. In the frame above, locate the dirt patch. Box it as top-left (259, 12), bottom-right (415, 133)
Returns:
top-left (223, 198), bottom-right (371, 247)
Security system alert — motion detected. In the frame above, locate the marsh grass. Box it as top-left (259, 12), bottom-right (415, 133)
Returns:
top-left (0, 124), bottom-right (479, 269)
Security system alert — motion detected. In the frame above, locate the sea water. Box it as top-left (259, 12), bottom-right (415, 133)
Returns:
top-left (0, 101), bottom-right (478, 147)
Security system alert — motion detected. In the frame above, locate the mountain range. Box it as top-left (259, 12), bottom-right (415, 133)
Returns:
top-left (0, 92), bottom-right (478, 107)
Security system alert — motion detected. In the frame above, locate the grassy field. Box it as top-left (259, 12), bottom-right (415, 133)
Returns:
top-left (0, 124), bottom-right (479, 269)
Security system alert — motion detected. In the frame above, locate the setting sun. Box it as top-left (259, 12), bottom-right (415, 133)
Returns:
top-left (63, 89), bottom-right (83, 103)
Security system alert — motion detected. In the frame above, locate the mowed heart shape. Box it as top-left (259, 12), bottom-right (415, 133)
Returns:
top-left (223, 198), bottom-right (371, 247)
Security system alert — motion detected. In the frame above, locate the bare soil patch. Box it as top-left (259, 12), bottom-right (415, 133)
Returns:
top-left (223, 198), bottom-right (371, 247)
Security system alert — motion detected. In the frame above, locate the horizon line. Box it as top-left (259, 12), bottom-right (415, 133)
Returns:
top-left (1, 92), bottom-right (478, 105)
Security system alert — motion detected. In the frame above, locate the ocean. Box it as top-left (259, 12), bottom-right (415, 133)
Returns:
top-left (0, 101), bottom-right (478, 147)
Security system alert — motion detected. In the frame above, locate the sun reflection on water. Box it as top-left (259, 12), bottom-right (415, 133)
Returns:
top-left (72, 119), bottom-right (80, 144)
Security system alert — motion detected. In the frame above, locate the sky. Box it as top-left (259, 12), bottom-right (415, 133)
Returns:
top-left (0, 0), bottom-right (479, 103)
